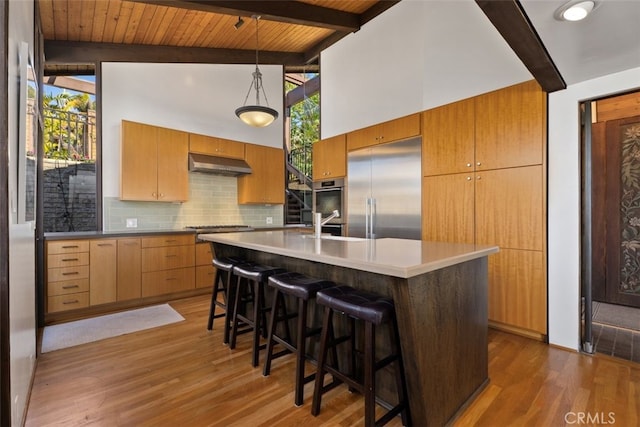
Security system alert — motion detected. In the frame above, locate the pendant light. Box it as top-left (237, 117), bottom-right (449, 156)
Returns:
top-left (235, 15), bottom-right (279, 127)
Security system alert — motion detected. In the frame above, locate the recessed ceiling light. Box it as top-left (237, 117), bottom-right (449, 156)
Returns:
top-left (555, 0), bottom-right (596, 21)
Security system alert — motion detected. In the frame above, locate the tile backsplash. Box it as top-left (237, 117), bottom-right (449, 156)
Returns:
top-left (104, 173), bottom-right (284, 231)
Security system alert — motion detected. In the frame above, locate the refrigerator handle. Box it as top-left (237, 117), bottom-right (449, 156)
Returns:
top-left (370, 198), bottom-right (376, 239)
top-left (365, 198), bottom-right (370, 239)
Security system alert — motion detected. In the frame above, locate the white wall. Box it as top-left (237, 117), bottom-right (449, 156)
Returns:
top-left (320, 0), bottom-right (531, 137)
top-left (7, 0), bottom-right (36, 425)
top-left (548, 67), bottom-right (640, 350)
top-left (101, 62), bottom-right (283, 199)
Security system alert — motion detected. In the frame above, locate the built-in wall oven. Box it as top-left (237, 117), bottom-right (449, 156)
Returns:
top-left (312, 178), bottom-right (345, 236)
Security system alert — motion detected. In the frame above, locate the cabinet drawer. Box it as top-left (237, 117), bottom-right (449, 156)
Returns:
top-left (196, 265), bottom-right (215, 288)
top-left (141, 234), bottom-right (194, 248)
top-left (47, 252), bottom-right (89, 269)
top-left (195, 242), bottom-right (213, 266)
top-left (48, 292), bottom-right (90, 313)
top-left (48, 265), bottom-right (90, 282)
top-left (48, 278), bottom-right (90, 296)
top-left (47, 240), bottom-right (90, 254)
top-left (142, 267), bottom-right (195, 297)
top-left (142, 245), bottom-right (195, 272)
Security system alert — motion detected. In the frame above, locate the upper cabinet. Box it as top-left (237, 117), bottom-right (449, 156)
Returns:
top-left (238, 144), bottom-right (285, 204)
top-left (422, 98), bottom-right (475, 176)
top-left (121, 120), bottom-right (189, 202)
top-left (346, 113), bottom-right (421, 151)
top-left (475, 80), bottom-right (545, 170)
top-left (313, 134), bottom-right (346, 180)
top-left (423, 80), bottom-right (545, 176)
top-left (189, 133), bottom-right (245, 159)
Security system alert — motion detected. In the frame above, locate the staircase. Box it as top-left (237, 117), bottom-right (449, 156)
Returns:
top-left (285, 146), bottom-right (313, 225)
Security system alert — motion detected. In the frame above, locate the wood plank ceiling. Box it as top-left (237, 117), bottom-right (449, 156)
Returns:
top-left (38, 0), bottom-right (565, 92)
top-left (39, 0), bottom-right (397, 75)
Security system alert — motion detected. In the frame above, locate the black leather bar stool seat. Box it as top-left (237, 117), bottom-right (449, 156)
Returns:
top-left (229, 262), bottom-right (286, 367)
top-left (263, 272), bottom-right (336, 406)
top-left (208, 256), bottom-right (245, 344)
top-left (311, 285), bottom-right (410, 427)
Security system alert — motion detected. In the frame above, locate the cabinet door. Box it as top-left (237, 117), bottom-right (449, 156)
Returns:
top-left (422, 173), bottom-right (474, 243)
top-left (422, 99), bottom-right (475, 176)
top-left (195, 242), bottom-right (213, 266)
top-left (89, 239), bottom-right (117, 305)
top-left (313, 134), bottom-right (346, 180)
top-left (142, 245), bottom-right (195, 272)
top-left (488, 248), bottom-right (546, 334)
top-left (380, 113), bottom-right (421, 144)
top-left (142, 267), bottom-right (195, 297)
top-left (157, 127), bottom-right (189, 202)
top-left (346, 125), bottom-right (381, 151)
top-left (189, 133), bottom-right (245, 159)
top-left (117, 238), bottom-right (142, 301)
top-left (238, 144), bottom-right (285, 204)
top-left (475, 80), bottom-right (545, 170)
top-left (121, 120), bottom-right (158, 201)
top-left (475, 166), bottom-right (543, 251)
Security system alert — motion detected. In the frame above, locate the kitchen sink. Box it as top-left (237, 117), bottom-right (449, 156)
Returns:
top-left (302, 235), bottom-right (367, 242)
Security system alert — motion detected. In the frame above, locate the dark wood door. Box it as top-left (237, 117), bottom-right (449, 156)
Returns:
top-left (593, 115), bottom-right (640, 307)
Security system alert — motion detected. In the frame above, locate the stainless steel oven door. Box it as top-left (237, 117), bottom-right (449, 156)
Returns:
top-left (312, 178), bottom-right (345, 225)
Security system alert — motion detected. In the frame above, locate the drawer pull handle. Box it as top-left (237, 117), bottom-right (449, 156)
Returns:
top-left (63, 300), bottom-right (79, 305)
top-left (62, 245), bottom-right (79, 249)
top-left (62, 258), bottom-right (79, 262)
top-left (165, 239), bottom-right (177, 243)
top-left (166, 278), bottom-right (177, 281)
top-left (165, 255), bottom-right (177, 258)
top-left (97, 243), bottom-right (113, 247)
top-left (62, 285), bottom-right (80, 289)
top-left (62, 272), bottom-right (79, 276)
top-left (124, 242), bottom-right (138, 246)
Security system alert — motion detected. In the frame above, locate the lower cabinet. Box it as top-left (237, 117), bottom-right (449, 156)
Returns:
top-left (195, 242), bottom-right (215, 289)
top-left (141, 234), bottom-right (196, 297)
top-left (45, 234), bottom-right (200, 318)
top-left (46, 240), bottom-right (90, 313)
top-left (117, 238), bottom-right (142, 301)
top-left (90, 239), bottom-right (117, 305)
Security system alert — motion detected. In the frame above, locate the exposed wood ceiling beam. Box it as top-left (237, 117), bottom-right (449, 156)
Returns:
top-left (475, 0), bottom-right (566, 92)
top-left (44, 76), bottom-right (95, 94)
top-left (128, 0), bottom-right (361, 32)
top-left (286, 75), bottom-right (320, 106)
top-left (44, 40), bottom-right (303, 66)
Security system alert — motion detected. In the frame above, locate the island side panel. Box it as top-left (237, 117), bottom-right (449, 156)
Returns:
top-left (393, 257), bottom-right (489, 426)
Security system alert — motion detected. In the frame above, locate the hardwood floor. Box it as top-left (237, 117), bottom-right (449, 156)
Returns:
top-left (26, 295), bottom-right (640, 426)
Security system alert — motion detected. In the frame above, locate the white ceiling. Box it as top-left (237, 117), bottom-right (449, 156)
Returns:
top-left (521, 0), bottom-right (640, 86)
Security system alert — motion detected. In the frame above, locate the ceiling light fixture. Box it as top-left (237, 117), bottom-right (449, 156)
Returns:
top-left (234, 16), bottom-right (244, 30)
top-left (235, 16), bottom-right (278, 128)
top-left (555, 0), bottom-right (596, 21)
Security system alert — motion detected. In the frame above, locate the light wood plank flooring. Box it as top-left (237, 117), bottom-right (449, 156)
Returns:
top-left (26, 295), bottom-right (640, 426)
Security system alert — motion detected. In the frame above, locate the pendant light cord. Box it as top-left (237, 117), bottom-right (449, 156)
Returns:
top-left (240, 15), bottom-right (271, 108)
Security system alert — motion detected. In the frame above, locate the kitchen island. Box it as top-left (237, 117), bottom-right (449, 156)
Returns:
top-left (200, 230), bottom-right (498, 426)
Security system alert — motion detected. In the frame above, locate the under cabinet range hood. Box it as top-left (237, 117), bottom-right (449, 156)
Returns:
top-left (188, 153), bottom-right (252, 176)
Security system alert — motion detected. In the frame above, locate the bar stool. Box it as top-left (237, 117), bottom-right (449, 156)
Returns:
top-left (208, 256), bottom-right (245, 344)
top-left (229, 262), bottom-right (286, 367)
top-left (311, 286), bottom-right (410, 427)
top-left (263, 272), bottom-right (336, 406)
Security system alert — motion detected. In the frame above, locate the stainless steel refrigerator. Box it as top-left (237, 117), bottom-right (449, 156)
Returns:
top-left (347, 137), bottom-right (422, 239)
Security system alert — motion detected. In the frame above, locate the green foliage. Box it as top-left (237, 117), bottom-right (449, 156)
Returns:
top-left (42, 92), bottom-right (95, 161)
top-left (286, 76), bottom-right (319, 176)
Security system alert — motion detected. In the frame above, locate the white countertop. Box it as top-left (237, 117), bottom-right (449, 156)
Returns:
top-left (199, 230), bottom-right (499, 278)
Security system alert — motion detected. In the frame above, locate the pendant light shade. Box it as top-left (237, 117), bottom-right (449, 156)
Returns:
top-left (235, 16), bottom-right (279, 127)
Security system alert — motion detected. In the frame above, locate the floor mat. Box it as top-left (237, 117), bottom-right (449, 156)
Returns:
top-left (592, 301), bottom-right (640, 332)
top-left (41, 304), bottom-right (185, 353)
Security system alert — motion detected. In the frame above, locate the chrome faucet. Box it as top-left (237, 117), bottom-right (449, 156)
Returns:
top-left (314, 210), bottom-right (340, 239)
